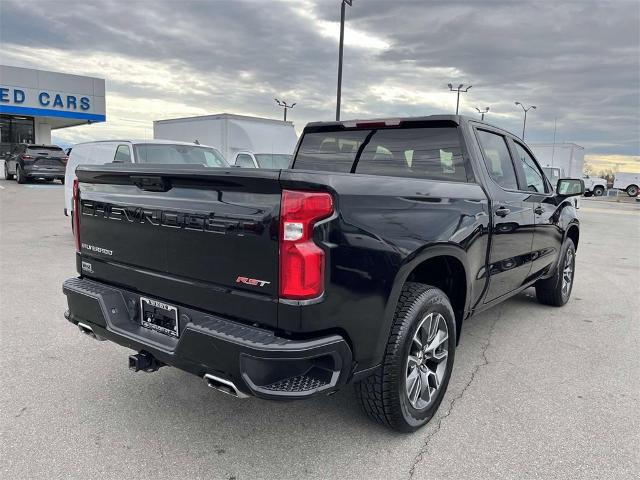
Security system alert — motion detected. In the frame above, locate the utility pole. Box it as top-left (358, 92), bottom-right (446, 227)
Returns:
top-left (551, 116), bottom-right (557, 167)
top-left (514, 101), bottom-right (536, 140)
top-left (336, 0), bottom-right (353, 121)
top-left (274, 98), bottom-right (296, 122)
top-left (448, 83), bottom-right (472, 114)
top-left (475, 106), bottom-right (490, 121)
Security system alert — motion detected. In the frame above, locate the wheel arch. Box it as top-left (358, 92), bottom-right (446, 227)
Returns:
top-left (372, 245), bottom-right (471, 366)
top-left (566, 224), bottom-right (580, 251)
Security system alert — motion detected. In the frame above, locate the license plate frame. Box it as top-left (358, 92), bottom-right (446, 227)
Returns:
top-left (140, 296), bottom-right (179, 338)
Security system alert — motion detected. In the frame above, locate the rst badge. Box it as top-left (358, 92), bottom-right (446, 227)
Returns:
top-left (236, 276), bottom-right (271, 287)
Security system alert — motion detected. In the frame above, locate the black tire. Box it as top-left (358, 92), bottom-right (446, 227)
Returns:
top-left (593, 186), bottom-right (605, 197)
top-left (583, 191), bottom-right (593, 197)
top-left (535, 238), bottom-right (576, 307)
top-left (3, 162), bottom-right (13, 180)
top-left (355, 283), bottom-right (456, 432)
top-left (16, 165), bottom-right (27, 184)
top-left (626, 184), bottom-right (638, 197)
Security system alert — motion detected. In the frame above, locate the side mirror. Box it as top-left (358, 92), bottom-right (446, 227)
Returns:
top-left (556, 178), bottom-right (584, 197)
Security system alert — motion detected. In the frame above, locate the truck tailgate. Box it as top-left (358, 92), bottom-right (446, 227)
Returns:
top-left (75, 165), bottom-right (282, 328)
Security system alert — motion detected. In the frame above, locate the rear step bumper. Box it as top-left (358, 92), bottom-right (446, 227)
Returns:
top-left (62, 277), bottom-right (352, 399)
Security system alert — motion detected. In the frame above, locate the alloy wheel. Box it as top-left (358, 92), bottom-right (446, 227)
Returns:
top-left (405, 312), bottom-right (449, 410)
top-left (562, 248), bottom-right (574, 296)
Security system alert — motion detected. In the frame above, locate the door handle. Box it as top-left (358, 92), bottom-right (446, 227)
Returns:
top-left (534, 206), bottom-right (544, 215)
top-left (495, 206), bottom-right (511, 217)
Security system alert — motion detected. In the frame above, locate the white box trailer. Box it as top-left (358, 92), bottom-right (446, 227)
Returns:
top-left (153, 113), bottom-right (298, 168)
top-left (529, 143), bottom-right (585, 179)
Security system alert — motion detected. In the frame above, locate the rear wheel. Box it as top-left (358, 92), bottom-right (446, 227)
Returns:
top-left (355, 283), bottom-right (456, 432)
top-left (16, 165), bottom-right (27, 184)
top-left (3, 162), bottom-right (13, 180)
top-left (593, 186), bottom-right (605, 197)
top-left (626, 184), bottom-right (638, 197)
top-left (535, 238), bottom-right (576, 306)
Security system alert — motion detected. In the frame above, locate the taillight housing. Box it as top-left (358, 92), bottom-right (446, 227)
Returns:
top-left (60, 155), bottom-right (69, 164)
top-left (20, 154), bottom-right (33, 160)
top-left (73, 178), bottom-right (81, 253)
top-left (279, 190), bottom-right (334, 300)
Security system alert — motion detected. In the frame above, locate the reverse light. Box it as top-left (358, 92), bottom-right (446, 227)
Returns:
top-left (72, 178), bottom-right (81, 253)
top-left (279, 190), bottom-right (334, 300)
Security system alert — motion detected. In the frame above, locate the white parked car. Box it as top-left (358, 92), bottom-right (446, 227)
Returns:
top-left (582, 175), bottom-right (608, 197)
top-left (63, 139), bottom-right (227, 218)
top-left (613, 172), bottom-right (640, 197)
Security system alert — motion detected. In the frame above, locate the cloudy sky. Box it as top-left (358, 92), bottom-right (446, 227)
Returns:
top-left (1, 0), bottom-right (638, 171)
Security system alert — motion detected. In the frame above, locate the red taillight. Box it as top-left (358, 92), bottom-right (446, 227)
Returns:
top-left (60, 155), bottom-right (69, 163)
top-left (279, 190), bottom-right (334, 300)
top-left (20, 154), bottom-right (33, 160)
top-left (73, 178), bottom-right (81, 253)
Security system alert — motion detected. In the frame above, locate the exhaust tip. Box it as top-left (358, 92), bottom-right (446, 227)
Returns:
top-left (77, 322), bottom-right (106, 341)
top-left (204, 374), bottom-right (249, 399)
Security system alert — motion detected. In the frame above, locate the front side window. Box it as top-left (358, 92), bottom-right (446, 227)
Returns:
top-left (114, 144), bottom-right (132, 163)
top-left (295, 127), bottom-right (468, 182)
top-left (235, 154), bottom-right (256, 168)
top-left (476, 130), bottom-right (519, 190)
top-left (514, 142), bottom-right (547, 193)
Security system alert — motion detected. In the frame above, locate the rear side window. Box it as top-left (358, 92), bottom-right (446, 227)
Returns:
top-left (295, 127), bottom-right (467, 182)
top-left (133, 144), bottom-right (227, 167)
top-left (476, 130), bottom-right (518, 190)
top-left (114, 144), bottom-right (132, 163)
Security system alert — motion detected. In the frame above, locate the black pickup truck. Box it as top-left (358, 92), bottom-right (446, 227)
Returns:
top-left (63, 115), bottom-right (583, 432)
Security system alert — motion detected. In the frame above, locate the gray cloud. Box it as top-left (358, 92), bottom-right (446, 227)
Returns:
top-left (1, 0), bottom-right (638, 156)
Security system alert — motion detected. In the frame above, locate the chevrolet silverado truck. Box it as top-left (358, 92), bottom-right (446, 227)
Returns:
top-left (62, 115), bottom-right (583, 432)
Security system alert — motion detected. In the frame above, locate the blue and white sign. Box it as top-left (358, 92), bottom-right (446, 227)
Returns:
top-left (0, 65), bottom-right (106, 122)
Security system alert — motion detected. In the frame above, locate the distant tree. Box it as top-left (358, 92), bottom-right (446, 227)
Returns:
top-left (597, 168), bottom-right (615, 187)
top-left (584, 162), bottom-right (595, 175)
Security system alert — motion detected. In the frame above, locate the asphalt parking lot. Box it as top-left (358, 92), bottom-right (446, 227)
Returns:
top-left (1, 177), bottom-right (639, 480)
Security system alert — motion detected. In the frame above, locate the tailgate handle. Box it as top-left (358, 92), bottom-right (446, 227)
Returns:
top-left (131, 176), bottom-right (171, 192)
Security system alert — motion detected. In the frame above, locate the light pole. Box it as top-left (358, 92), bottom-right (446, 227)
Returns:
top-left (475, 106), bottom-right (490, 121)
top-left (274, 98), bottom-right (296, 122)
top-left (514, 102), bottom-right (536, 140)
top-left (448, 83), bottom-right (472, 115)
top-left (336, 0), bottom-right (353, 121)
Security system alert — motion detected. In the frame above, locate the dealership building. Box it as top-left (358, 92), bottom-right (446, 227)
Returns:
top-left (0, 65), bottom-right (105, 154)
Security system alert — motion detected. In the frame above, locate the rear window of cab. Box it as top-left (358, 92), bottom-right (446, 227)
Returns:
top-left (294, 127), bottom-right (468, 182)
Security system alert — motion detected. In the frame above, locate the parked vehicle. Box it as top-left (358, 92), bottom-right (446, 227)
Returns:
top-left (63, 115), bottom-right (583, 432)
top-left (582, 175), bottom-right (608, 197)
top-left (3, 144), bottom-right (68, 184)
top-left (530, 142), bottom-right (584, 178)
top-left (234, 152), bottom-right (293, 169)
top-left (153, 113), bottom-right (298, 167)
top-left (613, 172), bottom-right (640, 197)
top-left (63, 139), bottom-right (227, 217)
